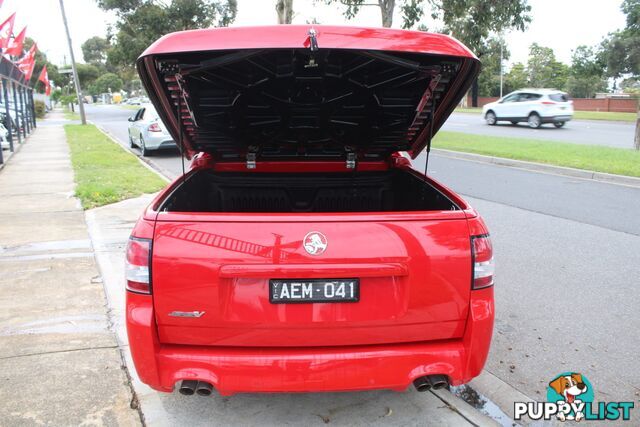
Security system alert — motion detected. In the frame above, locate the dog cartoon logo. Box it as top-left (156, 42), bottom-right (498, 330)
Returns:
top-left (548, 373), bottom-right (591, 422)
top-left (303, 231), bottom-right (327, 255)
top-left (516, 372), bottom-right (633, 422)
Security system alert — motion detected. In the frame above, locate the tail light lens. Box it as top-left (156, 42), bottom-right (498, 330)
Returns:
top-left (125, 237), bottom-right (152, 294)
top-left (148, 122), bottom-right (162, 132)
top-left (541, 101), bottom-right (556, 105)
top-left (472, 235), bottom-right (494, 289)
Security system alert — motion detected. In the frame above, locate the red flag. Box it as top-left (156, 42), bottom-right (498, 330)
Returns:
top-left (0, 12), bottom-right (15, 49)
top-left (17, 43), bottom-right (36, 81)
top-left (5, 25), bottom-right (25, 56)
top-left (38, 65), bottom-right (51, 96)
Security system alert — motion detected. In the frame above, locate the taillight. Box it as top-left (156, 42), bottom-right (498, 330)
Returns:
top-left (541, 101), bottom-right (556, 105)
top-left (148, 122), bottom-right (162, 132)
top-left (125, 237), bottom-right (152, 294)
top-left (471, 235), bottom-right (494, 289)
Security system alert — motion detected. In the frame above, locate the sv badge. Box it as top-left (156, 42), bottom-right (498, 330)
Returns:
top-left (169, 311), bottom-right (205, 318)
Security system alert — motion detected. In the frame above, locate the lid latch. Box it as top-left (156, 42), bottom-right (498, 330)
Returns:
top-left (308, 28), bottom-right (319, 52)
top-left (246, 146), bottom-right (258, 169)
top-left (345, 148), bottom-right (356, 169)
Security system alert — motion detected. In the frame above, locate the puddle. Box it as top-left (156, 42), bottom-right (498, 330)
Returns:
top-left (0, 239), bottom-right (92, 254)
top-left (451, 384), bottom-right (519, 427)
top-left (0, 314), bottom-right (107, 336)
top-left (0, 252), bottom-right (94, 262)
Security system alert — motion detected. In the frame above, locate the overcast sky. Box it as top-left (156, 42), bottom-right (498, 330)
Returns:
top-left (2, 0), bottom-right (627, 68)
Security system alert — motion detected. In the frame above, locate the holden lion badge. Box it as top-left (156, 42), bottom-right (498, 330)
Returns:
top-left (303, 231), bottom-right (327, 255)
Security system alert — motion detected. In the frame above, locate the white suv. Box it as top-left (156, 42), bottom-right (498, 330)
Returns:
top-left (482, 89), bottom-right (573, 128)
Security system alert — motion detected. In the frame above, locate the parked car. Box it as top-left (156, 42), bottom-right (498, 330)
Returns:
top-left (126, 97), bottom-right (142, 105)
top-left (127, 104), bottom-right (175, 156)
top-left (126, 25), bottom-right (494, 397)
top-left (482, 89), bottom-right (574, 128)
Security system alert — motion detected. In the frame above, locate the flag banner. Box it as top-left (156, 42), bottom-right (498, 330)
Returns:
top-left (17, 43), bottom-right (37, 81)
top-left (0, 12), bottom-right (15, 49)
top-left (6, 26), bottom-right (25, 56)
top-left (38, 64), bottom-right (51, 95)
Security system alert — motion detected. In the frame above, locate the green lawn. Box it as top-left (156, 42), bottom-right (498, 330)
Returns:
top-left (454, 107), bottom-right (483, 114)
top-left (572, 110), bottom-right (638, 122)
top-left (65, 124), bottom-right (167, 209)
top-left (454, 107), bottom-right (638, 122)
top-left (119, 104), bottom-right (144, 111)
top-left (434, 131), bottom-right (640, 178)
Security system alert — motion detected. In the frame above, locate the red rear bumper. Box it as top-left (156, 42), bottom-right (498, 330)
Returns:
top-left (126, 288), bottom-right (493, 395)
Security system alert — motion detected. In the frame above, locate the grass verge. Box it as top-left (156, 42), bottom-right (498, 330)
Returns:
top-left (455, 107), bottom-right (483, 114)
top-left (455, 107), bottom-right (638, 122)
top-left (572, 110), bottom-right (637, 122)
top-left (118, 104), bottom-right (144, 111)
top-left (434, 131), bottom-right (640, 178)
top-left (65, 124), bottom-right (166, 209)
top-left (63, 106), bottom-right (80, 121)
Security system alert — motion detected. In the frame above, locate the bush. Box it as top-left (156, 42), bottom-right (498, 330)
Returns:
top-left (34, 100), bottom-right (46, 118)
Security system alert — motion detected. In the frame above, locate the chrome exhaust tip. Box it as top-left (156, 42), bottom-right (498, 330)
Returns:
top-left (196, 381), bottom-right (213, 396)
top-left (178, 380), bottom-right (198, 395)
top-left (413, 376), bottom-right (432, 392)
top-left (429, 374), bottom-right (449, 390)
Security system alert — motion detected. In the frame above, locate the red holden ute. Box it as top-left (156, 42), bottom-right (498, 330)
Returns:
top-left (125, 25), bottom-right (494, 397)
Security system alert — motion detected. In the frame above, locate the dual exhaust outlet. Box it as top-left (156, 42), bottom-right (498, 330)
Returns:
top-left (179, 380), bottom-right (213, 396)
top-left (413, 374), bottom-right (449, 392)
top-left (179, 375), bottom-right (449, 395)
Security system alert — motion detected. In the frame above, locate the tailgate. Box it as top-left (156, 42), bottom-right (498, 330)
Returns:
top-left (151, 217), bottom-right (472, 347)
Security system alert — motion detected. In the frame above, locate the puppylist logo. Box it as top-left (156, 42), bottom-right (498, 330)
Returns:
top-left (514, 372), bottom-right (635, 422)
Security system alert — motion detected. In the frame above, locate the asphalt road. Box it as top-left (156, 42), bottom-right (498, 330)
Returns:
top-left (441, 111), bottom-right (637, 149)
top-left (85, 104), bottom-right (640, 404)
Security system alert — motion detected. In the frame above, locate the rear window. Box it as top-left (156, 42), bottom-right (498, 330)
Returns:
top-left (141, 106), bottom-right (158, 120)
top-left (549, 93), bottom-right (569, 102)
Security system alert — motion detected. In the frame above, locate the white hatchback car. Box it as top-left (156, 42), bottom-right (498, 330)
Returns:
top-left (127, 104), bottom-right (175, 156)
top-left (482, 89), bottom-right (573, 128)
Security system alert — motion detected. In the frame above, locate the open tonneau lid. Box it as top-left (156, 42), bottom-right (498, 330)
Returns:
top-left (137, 25), bottom-right (480, 164)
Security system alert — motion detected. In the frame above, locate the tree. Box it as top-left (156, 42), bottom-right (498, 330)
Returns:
top-left (82, 36), bottom-right (110, 65)
top-left (98, 0), bottom-right (237, 68)
top-left (565, 45), bottom-right (607, 98)
top-left (323, 0), bottom-right (397, 28)
top-left (526, 43), bottom-right (568, 89)
top-left (75, 63), bottom-right (101, 90)
top-left (477, 37), bottom-right (509, 97)
top-left (601, 0), bottom-right (640, 149)
top-left (503, 62), bottom-right (527, 94)
top-left (276, 0), bottom-right (293, 24)
top-left (88, 72), bottom-right (124, 95)
top-left (324, 0), bottom-right (531, 105)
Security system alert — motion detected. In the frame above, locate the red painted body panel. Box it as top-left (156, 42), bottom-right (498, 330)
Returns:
top-left (151, 217), bottom-right (472, 347)
top-left (141, 25), bottom-right (477, 58)
top-left (126, 287), bottom-right (493, 395)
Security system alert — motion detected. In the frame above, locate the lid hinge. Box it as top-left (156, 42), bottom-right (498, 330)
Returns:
top-left (345, 148), bottom-right (356, 169)
top-left (246, 146), bottom-right (258, 169)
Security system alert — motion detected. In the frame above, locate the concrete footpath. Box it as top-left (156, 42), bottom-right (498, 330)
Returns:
top-left (0, 113), bottom-right (141, 426)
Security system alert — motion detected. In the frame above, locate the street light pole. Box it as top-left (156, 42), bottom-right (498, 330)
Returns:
top-left (499, 37), bottom-right (504, 98)
top-left (58, 0), bottom-right (86, 124)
